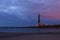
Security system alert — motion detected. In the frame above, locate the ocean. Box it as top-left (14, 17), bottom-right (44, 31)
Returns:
top-left (0, 27), bottom-right (60, 33)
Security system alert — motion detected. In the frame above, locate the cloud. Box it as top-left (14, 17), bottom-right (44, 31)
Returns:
top-left (40, 0), bottom-right (60, 20)
top-left (0, 0), bottom-right (60, 20)
top-left (27, 0), bottom-right (60, 20)
top-left (0, 0), bottom-right (60, 26)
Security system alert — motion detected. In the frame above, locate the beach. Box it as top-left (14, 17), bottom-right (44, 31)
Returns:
top-left (0, 32), bottom-right (60, 40)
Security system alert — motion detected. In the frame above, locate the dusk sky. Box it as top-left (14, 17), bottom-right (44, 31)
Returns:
top-left (0, 0), bottom-right (60, 27)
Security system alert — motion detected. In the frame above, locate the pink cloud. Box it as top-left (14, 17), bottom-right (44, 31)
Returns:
top-left (29, 0), bottom-right (60, 20)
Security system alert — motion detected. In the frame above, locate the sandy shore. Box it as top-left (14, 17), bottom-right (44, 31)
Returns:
top-left (0, 32), bottom-right (60, 40)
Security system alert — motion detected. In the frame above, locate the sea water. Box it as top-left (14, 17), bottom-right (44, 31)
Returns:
top-left (0, 27), bottom-right (60, 33)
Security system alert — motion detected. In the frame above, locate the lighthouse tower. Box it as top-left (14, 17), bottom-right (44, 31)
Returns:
top-left (37, 14), bottom-right (40, 28)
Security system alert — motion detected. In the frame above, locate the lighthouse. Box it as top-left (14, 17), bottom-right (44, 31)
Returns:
top-left (37, 14), bottom-right (40, 28)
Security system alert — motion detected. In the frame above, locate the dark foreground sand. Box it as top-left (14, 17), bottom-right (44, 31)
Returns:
top-left (0, 32), bottom-right (60, 40)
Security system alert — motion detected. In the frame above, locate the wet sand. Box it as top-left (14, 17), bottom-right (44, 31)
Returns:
top-left (0, 32), bottom-right (60, 40)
